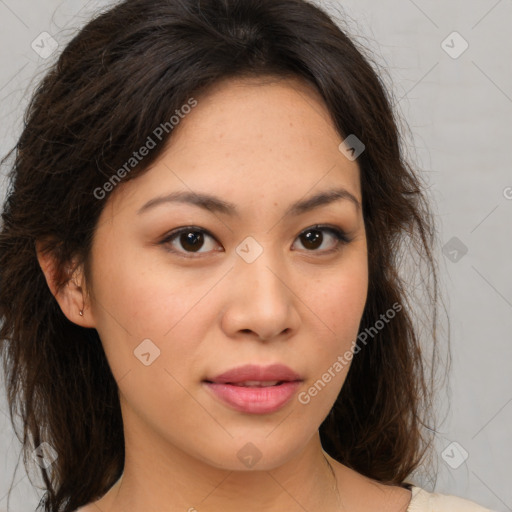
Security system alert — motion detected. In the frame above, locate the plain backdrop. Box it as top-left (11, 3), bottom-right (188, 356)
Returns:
top-left (0, 0), bottom-right (511, 511)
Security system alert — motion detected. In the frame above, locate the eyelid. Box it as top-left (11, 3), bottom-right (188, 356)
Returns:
top-left (158, 226), bottom-right (220, 256)
top-left (158, 224), bottom-right (352, 258)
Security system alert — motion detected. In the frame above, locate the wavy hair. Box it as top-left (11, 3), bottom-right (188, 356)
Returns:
top-left (0, 0), bottom-right (447, 510)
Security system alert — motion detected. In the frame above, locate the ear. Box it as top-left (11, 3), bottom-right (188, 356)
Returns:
top-left (35, 240), bottom-right (96, 328)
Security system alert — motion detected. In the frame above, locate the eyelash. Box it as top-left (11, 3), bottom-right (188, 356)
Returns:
top-left (158, 224), bottom-right (352, 259)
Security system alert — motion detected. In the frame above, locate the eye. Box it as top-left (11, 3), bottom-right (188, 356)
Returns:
top-left (159, 226), bottom-right (221, 257)
top-left (292, 225), bottom-right (351, 254)
top-left (159, 224), bottom-right (351, 258)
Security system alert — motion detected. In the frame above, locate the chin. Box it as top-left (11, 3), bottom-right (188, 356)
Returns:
top-left (190, 433), bottom-right (310, 472)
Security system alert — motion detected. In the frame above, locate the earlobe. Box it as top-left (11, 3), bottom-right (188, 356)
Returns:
top-left (35, 240), bottom-right (96, 328)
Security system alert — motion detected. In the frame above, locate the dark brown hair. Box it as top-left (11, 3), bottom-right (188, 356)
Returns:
top-left (0, 0), bottom-right (447, 511)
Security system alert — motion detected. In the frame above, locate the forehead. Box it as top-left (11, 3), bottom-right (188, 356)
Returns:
top-left (174, 74), bottom-right (340, 145)
top-left (104, 75), bottom-right (362, 219)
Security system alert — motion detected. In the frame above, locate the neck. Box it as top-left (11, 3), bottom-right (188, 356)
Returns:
top-left (101, 429), bottom-right (343, 512)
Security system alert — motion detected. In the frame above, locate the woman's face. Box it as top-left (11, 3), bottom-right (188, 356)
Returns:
top-left (84, 76), bottom-right (368, 470)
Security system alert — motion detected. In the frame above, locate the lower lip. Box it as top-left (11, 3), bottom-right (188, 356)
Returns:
top-left (203, 381), bottom-right (301, 414)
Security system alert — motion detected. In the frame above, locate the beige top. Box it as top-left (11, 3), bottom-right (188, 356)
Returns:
top-left (407, 486), bottom-right (496, 511)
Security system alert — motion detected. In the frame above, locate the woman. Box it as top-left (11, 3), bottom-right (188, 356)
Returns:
top-left (0, 0), bottom-right (495, 511)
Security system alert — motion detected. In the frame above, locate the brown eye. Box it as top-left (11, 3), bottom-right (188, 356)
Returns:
top-left (293, 225), bottom-right (350, 253)
top-left (159, 224), bottom-right (351, 259)
top-left (179, 231), bottom-right (205, 252)
top-left (300, 229), bottom-right (323, 250)
top-left (160, 227), bottom-right (221, 256)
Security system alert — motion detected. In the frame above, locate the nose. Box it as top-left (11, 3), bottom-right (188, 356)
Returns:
top-left (220, 252), bottom-right (301, 342)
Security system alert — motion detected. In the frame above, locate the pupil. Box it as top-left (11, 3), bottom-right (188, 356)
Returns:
top-left (181, 232), bottom-right (203, 252)
top-left (303, 230), bottom-right (322, 250)
top-left (178, 230), bottom-right (324, 252)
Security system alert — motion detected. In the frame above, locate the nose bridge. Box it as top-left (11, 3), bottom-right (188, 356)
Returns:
top-left (236, 239), bottom-right (288, 304)
top-left (222, 237), bottom-right (298, 340)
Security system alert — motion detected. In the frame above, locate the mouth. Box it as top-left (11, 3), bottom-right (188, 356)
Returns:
top-left (202, 363), bottom-right (303, 414)
top-left (202, 380), bottom-right (302, 414)
top-left (203, 380), bottom-right (289, 387)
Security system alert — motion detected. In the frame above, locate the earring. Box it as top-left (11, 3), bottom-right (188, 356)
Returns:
top-left (79, 309), bottom-right (84, 316)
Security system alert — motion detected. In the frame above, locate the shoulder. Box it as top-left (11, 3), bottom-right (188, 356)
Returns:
top-left (407, 486), bottom-right (496, 512)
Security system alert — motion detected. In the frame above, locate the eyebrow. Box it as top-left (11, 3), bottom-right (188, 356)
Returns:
top-left (137, 187), bottom-right (361, 218)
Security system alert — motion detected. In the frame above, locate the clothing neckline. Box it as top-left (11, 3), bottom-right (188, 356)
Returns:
top-left (402, 484), bottom-right (420, 511)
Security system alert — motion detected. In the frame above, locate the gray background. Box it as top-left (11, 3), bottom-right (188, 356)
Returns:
top-left (0, 0), bottom-right (511, 510)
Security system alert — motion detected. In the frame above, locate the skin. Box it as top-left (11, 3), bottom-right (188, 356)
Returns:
top-left (37, 76), bottom-right (412, 512)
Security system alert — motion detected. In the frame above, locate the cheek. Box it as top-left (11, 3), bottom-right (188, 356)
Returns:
top-left (89, 250), bottom-right (221, 382)
top-left (294, 271), bottom-right (368, 417)
top-left (301, 256), bottom-right (368, 382)
top-left (315, 260), bottom-right (368, 338)
top-left (90, 238), bottom-right (206, 334)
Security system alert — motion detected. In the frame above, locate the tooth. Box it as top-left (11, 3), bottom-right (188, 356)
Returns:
top-left (232, 380), bottom-right (280, 387)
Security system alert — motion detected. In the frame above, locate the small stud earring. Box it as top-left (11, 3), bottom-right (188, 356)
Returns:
top-left (79, 309), bottom-right (84, 316)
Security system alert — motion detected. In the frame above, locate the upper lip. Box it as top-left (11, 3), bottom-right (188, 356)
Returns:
top-left (205, 364), bottom-right (302, 384)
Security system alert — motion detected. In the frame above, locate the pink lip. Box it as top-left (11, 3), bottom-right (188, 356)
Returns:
top-left (206, 364), bottom-right (302, 384)
top-left (203, 364), bottom-right (302, 414)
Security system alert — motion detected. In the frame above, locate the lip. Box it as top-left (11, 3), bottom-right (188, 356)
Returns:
top-left (206, 363), bottom-right (302, 384)
top-left (203, 364), bottom-right (302, 414)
